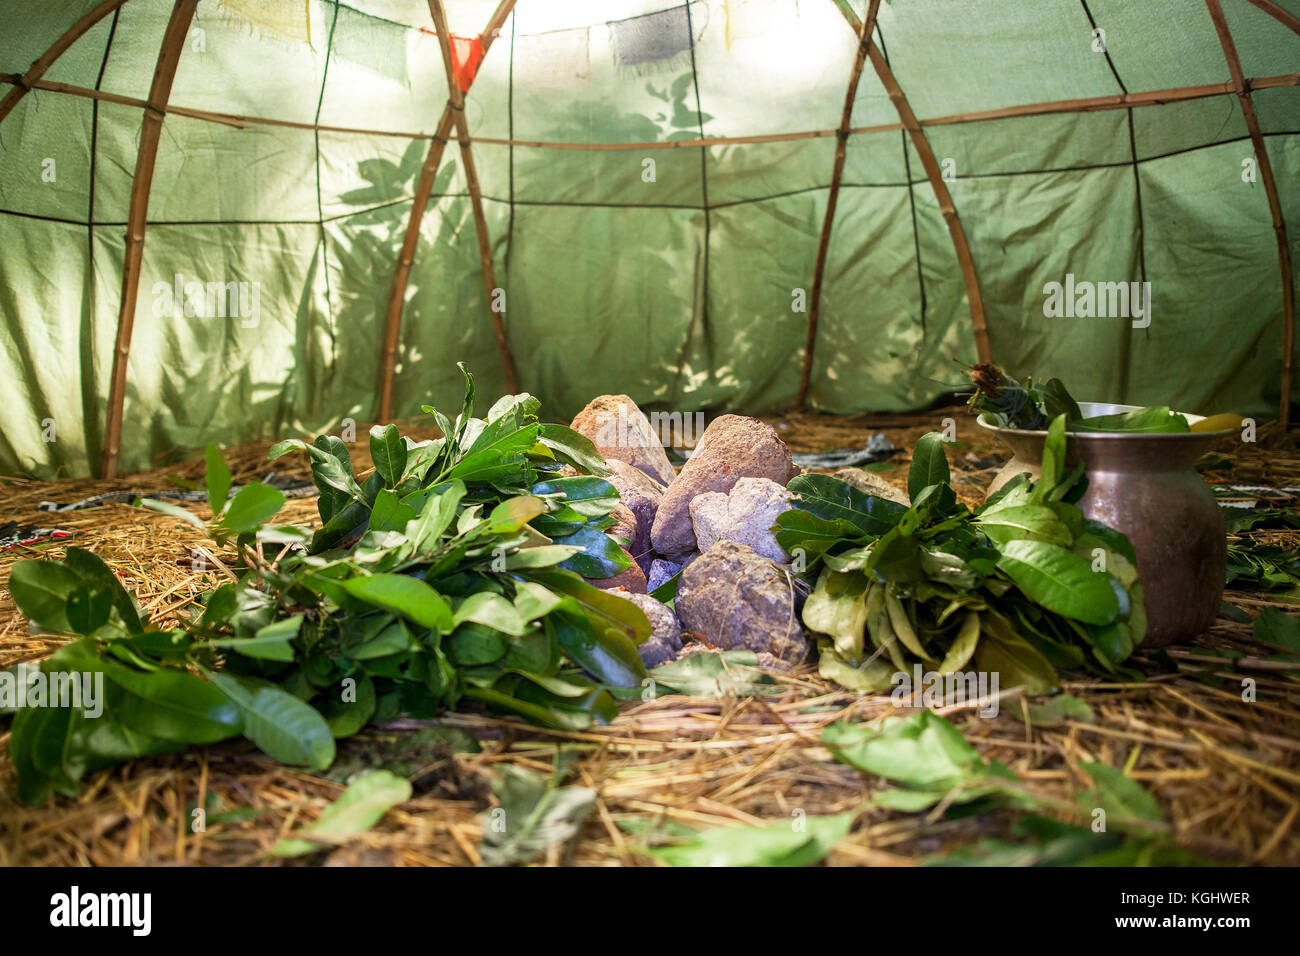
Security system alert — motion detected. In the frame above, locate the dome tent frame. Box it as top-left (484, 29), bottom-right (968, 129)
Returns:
top-left (0, 0), bottom-right (1296, 478)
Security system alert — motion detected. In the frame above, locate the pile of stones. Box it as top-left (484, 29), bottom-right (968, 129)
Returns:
top-left (568, 395), bottom-right (890, 670)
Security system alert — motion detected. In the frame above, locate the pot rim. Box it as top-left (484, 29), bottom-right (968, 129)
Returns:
top-left (976, 401), bottom-right (1238, 439)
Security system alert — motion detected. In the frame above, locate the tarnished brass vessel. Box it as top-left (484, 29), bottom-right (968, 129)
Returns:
top-left (979, 403), bottom-right (1235, 647)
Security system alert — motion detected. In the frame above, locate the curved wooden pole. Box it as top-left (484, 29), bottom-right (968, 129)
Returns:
top-left (1208, 0), bottom-right (1295, 429)
top-left (6, 71), bottom-right (1297, 153)
top-left (1242, 0), bottom-right (1300, 36)
top-left (796, 0), bottom-right (881, 406)
top-left (0, 0), bottom-right (130, 125)
top-left (428, 0), bottom-right (518, 395)
top-left (377, 0), bottom-right (517, 421)
top-left (828, 2), bottom-right (991, 381)
top-left (100, 0), bottom-right (197, 478)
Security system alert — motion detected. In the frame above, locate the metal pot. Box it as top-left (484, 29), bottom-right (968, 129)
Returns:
top-left (979, 403), bottom-right (1234, 647)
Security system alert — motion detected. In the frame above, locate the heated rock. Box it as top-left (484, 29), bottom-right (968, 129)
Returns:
top-left (605, 459), bottom-right (664, 574)
top-left (607, 502), bottom-right (638, 550)
top-left (570, 395), bottom-right (676, 486)
top-left (674, 541), bottom-right (807, 665)
top-left (689, 477), bottom-right (792, 562)
top-left (651, 415), bottom-right (798, 561)
top-left (646, 558), bottom-right (682, 593)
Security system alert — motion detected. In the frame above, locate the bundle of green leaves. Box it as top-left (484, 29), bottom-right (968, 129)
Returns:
top-left (4, 366), bottom-right (651, 804)
top-left (967, 363), bottom-right (1189, 434)
top-left (775, 416), bottom-right (1146, 695)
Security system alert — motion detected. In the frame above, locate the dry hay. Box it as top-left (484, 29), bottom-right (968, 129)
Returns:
top-left (1, 408), bottom-right (1297, 866)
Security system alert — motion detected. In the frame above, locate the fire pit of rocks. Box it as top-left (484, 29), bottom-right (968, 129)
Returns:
top-left (569, 395), bottom-right (814, 670)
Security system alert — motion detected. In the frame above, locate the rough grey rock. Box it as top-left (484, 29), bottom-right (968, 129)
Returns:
top-left (612, 591), bottom-right (683, 668)
top-left (830, 467), bottom-right (910, 506)
top-left (607, 502), bottom-right (637, 546)
top-left (689, 477), bottom-right (792, 562)
top-left (646, 558), bottom-right (682, 593)
top-left (674, 541), bottom-right (807, 665)
top-left (605, 459), bottom-right (664, 574)
top-left (570, 394), bottom-right (676, 486)
top-left (687, 492), bottom-right (729, 553)
top-left (651, 415), bottom-right (798, 561)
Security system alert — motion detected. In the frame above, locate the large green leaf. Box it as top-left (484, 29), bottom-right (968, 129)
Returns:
top-left (99, 659), bottom-right (243, 744)
top-left (220, 483), bottom-right (286, 534)
top-left (369, 424), bottom-right (408, 488)
top-left (537, 423), bottom-right (612, 477)
top-left (323, 672), bottom-right (377, 737)
top-left (553, 525), bottom-right (632, 579)
top-left (815, 641), bottom-right (895, 693)
top-left (802, 570), bottom-right (870, 663)
top-left (908, 432), bottom-right (951, 502)
top-left (546, 606), bottom-right (646, 688)
top-left (479, 766), bottom-right (596, 866)
top-left (8, 560), bottom-right (82, 633)
top-left (772, 509), bottom-right (869, 562)
top-left (405, 480), bottom-right (466, 550)
top-left (1072, 405), bottom-right (1189, 434)
top-left (452, 592), bottom-right (528, 636)
top-left (488, 495), bottom-right (547, 533)
top-left (1077, 761), bottom-right (1164, 824)
top-left (206, 671), bottom-right (336, 769)
top-left (649, 813), bottom-right (853, 867)
top-left (207, 614), bottom-right (303, 662)
top-left (785, 474), bottom-right (906, 537)
top-left (204, 443), bottom-right (232, 516)
top-left (976, 504), bottom-right (1073, 547)
top-left (531, 476), bottom-right (620, 517)
top-left (996, 540), bottom-right (1119, 625)
top-left (340, 574), bottom-right (454, 632)
top-left (822, 712), bottom-right (990, 791)
top-left (639, 648), bottom-right (779, 698)
top-left (445, 424), bottom-right (541, 484)
top-left (973, 612), bottom-right (1059, 695)
top-left (1253, 607), bottom-right (1300, 655)
top-left (63, 547), bottom-right (142, 633)
top-left (273, 769), bottom-right (411, 856)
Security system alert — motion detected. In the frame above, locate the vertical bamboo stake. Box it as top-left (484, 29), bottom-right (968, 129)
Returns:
top-left (100, 0), bottom-right (198, 479)
top-left (1207, 0), bottom-right (1295, 429)
top-left (811, 0), bottom-right (991, 410)
top-left (378, 105), bottom-right (457, 422)
top-left (377, 0), bottom-right (517, 420)
top-left (867, 41), bottom-right (991, 367)
top-left (0, 0), bottom-right (131, 125)
top-left (428, 0), bottom-right (518, 395)
top-left (796, 0), bottom-right (880, 408)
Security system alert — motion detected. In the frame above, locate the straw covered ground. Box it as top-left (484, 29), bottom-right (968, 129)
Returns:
top-left (1, 407), bottom-right (1297, 866)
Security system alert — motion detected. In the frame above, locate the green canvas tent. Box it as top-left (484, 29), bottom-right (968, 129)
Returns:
top-left (1, 0), bottom-right (1297, 479)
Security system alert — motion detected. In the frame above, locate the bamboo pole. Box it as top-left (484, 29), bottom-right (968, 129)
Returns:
top-left (1207, 0), bottom-right (1295, 430)
top-left (1243, 0), bottom-right (1300, 35)
top-left (796, 1), bottom-right (881, 407)
top-left (377, 0), bottom-right (517, 420)
top-left (0, 0), bottom-right (130, 125)
top-left (378, 105), bottom-right (456, 421)
top-left (428, 0), bottom-right (518, 394)
top-left (830, 2), bottom-right (990, 372)
top-left (100, 0), bottom-right (198, 479)
top-left (867, 42), bottom-right (991, 365)
top-left (5, 71), bottom-right (1296, 152)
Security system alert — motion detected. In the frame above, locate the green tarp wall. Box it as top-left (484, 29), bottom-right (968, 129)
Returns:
top-left (1, 0), bottom-right (1298, 478)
